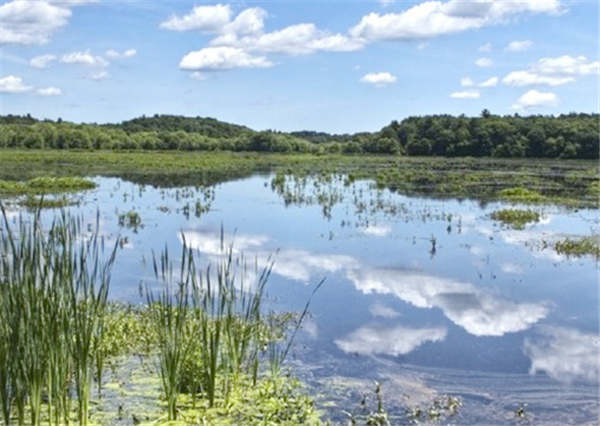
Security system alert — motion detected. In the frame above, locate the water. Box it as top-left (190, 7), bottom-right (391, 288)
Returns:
top-left (4, 174), bottom-right (599, 424)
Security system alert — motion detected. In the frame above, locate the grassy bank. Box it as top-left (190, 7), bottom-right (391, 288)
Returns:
top-left (0, 150), bottom-right (597, 207)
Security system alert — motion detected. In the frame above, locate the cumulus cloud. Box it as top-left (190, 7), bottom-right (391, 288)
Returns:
top-left (524, 326), bottom-right (600, 384)
top-left (61, 50), bottom-right (109, 67)
top-left (349, 0), bottom-right (562, 42)
top-left (369, 303), bottom-right (401, 318)
top-left (475, 57), bottom-right (493, 67)
top-left (0, 74), bottom-right (32, 93)
top-left (335, 324), bottom-right (447, 356)
top-left (180, 230), bottom-right (357, 282)
top-left (450, 90), bottom-right (480, 99)
top-left (361, 224), bottom-right (392, 237)
top-left (479, 76), bottom-right (498, 87)
top-left (30, 54), bottom-right (57, 68)
top-left (505, 40), bottom-right (532, 52)
top-left (360, 72), bottom-right (397, 87)
top-left (177, 230), bottom-right (549, 337)
top-left (503, 55), bottom-right (599, 87)
top-left (512, 89), bottom-right (558, 110)
top-left (160, 4), bottom-right (232, 32)
top-left (0, 0), bottom-right (71, 44)
top-left (503, 70), bottom-right (574, 87)
top-left (37, 86), bottom-right (61, 96)
top-left (212, 22), bottom-right (364, 55)
top-left (346, 268), bottom-right (549, 336)
top-left (105, 48), bottom-right (136, 59)
top-left (536, 54), bottom-right (599, 75)
top-left (179, 46), bottom-right (272, 71)
top-left (460, 76), bottom-right (474, 87)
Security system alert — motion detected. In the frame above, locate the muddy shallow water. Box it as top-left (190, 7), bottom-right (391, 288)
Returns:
top-left (4, 174), bottom-right (599, 424)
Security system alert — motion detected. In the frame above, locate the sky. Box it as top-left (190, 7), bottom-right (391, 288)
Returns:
top-left (0, 0), bottom-right (598, 133)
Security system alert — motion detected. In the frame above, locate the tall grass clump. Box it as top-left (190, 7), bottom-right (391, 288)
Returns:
top-left (146, 231), bottom-right (319, 421)
top-left (0, 204), bottom-right (118, 425)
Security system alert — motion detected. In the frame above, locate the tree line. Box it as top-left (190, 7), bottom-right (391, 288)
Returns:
top-left (0, 111), bottom-right (597, 158)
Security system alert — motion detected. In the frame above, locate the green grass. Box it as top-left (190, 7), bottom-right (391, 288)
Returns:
top-left (0, 176), bottom-right (96, 195)
top-left (554, 236), bottom-right (600, 259)
top-left (490, 209), bottom-right (541, 229)
top-left (0, 150), bottom-right (597, 207)
top-left (497, 187), bottom-right (545, 203)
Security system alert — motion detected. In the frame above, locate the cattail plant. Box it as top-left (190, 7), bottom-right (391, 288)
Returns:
top-left (0, 204), bottom-right (118, 426)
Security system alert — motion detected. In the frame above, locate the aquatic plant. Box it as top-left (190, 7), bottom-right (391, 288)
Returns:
top-left (490, 209), bottom-right (541, 229)
top-left (554, 237), bottom-right (600, 259)
top-left (0, 204), bottom-right (118, 425)
top-left (118, 210), bottom-right (142, 228)
top-left (0, 176), bottom-right (96, 195)
top-left (498, 187), bottom-right (545, 203)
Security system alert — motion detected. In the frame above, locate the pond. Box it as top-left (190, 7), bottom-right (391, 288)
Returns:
top-left (3, 173), bottom-right (598, 424)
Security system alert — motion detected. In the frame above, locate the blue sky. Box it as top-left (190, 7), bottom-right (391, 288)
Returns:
top-left (0, 0), bottom-right (598, 133)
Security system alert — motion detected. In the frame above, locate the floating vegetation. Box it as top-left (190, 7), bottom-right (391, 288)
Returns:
top-left (118, 210), bottom-right (142, 228)
top-left (0, 176), bottom-right (96, 195)
top-left (0, 151), bottom-right (596, 207)
top-left (498, 187), bottom-right (545, 203)
top-left (18, 195), bottom-right (76, 209)
top-left (554, 236), bottom-right (600, 259)
top-left (490, 209), bottom-right (541, 229)
top-left (343, 382), bottom-right (461, 425)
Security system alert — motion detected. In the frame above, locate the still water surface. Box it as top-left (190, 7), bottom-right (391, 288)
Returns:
top-left (6, 174), bottom-right (599, 424)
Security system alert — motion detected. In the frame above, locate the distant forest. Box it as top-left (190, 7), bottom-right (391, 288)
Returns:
top-left (0, 111), bottom-right (598, 159)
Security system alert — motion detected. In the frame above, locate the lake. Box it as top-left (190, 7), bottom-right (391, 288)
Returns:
top-left (3, 173), bottom-right (598, 424)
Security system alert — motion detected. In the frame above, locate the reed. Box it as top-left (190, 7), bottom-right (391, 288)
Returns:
top-left (0, 204), bottom-right (118, 425)
top-left (145, 230), bottom-right (321, 420)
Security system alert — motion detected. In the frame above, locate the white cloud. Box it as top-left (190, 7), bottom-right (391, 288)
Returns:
top-left (369, 303), bottom-right (401, 318)
top-left (105, 48), bottom-right (136, 59)
top-left (0, 0), bottom-right (71, 45)
top-left (460, 76), bottom-right (474, 87)
top-left (160, 4), bottom-right (232, 32)
top-left (61, 50), bottom-right (109, 67)
top-left (478, 42), bottom-right (492, 52)
top-left (346, 268), bottom-right (548, 336)
top-left (179, 46), bottom-right (272, 71)
top-left (503, 55), bottom-right (599, 87)
top-left (222, 7), bottom-right (266, 37)
top-left (37, 86), bottom-right (61, 96)
top-left (360, 72), bottom-right (397, 87)
top-left (361, 224), bottom-right (392, 237)
top-left (512, 89), bottom-right (558, 110)
top-left (30, 53), bottom-right (57, 68)
top-left (475, 57), bottom-right (493, 67)
top-left (505, 40), bottom-right (532, 52)
top-left (335, 324), bottom-right (447, 356)
top-left (89, 70), bottom-right (109, 80)
top-left (535, 55), bottom-right (599, 76)
top-left (450, 90), bottom-right (480, 99)
top-left (479, 76), bottom-right (498, 87)
top-left (501, 262), bottom-right (523, 274)
top-left (378, 0), bottom-right (396, 7)
top-left (349, 0), bottom-right (562, 42)
top-left (524, 326), bottom-right (600, 384)
top-left (216, 23), bottom-right (364, 56)
top-left (503, 70), bottom-right (574, 87)
top-left (0, 75), bottom-right (32, 93)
